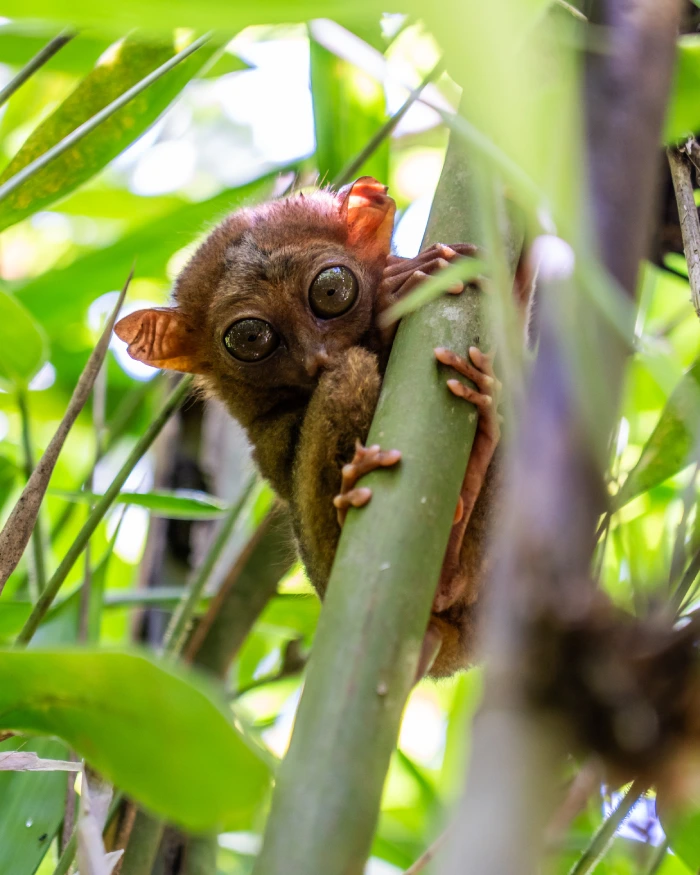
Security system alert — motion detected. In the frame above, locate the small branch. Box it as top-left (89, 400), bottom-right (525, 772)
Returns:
top-left (403, 826), bottom-right (451, 874)
top-left (567, 780), bottom-right (647, 875)
top-left (16, 373), bottom-right (194, 644)
top-left (16, 388), bottom-right (46, 597)
top-left (668, 147), bottom-right (700, 320)
top-left (0, 31), bottom-right (75, 109)
top-left (0, 271), bottom-right (131, 591)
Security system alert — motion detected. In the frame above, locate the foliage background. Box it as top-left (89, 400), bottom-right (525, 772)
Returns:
top-left (0, 3), bottom-right (698, 874)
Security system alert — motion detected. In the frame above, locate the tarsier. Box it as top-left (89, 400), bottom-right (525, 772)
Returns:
top-left (115, 177), bottom-right (533, 678)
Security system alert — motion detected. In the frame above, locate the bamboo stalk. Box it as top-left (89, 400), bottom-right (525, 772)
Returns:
top-left (251, 111), bottom-right (489, 875)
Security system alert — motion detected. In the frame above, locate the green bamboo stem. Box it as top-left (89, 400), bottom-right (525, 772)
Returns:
top-left (16, 375), bottom-right (194, 645)
top-left (0, 34), bottom-right (211, 206)
top-left (252, 128), bottom-right (488, 875)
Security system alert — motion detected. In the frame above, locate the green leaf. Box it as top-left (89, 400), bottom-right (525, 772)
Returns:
top-left (0, 33), bottom-right (218, 232)
top-left (0, 23), bottom-right (111, 75)
top-left (0, 601), bottom-right (32, 641)
top-left (657, 792), bottom-right (700, 871)
top-left (0, 454), bottom-right (19, 515)
top-left (613, 358), bottom-right (700, 509)
top-left (0, 289), bottom-right (48, 388)
top-left (0, 649), bottom-right (271, 832)
top-left (666, 36), bottom-right (700, 143)
top-left (16, 170), bottom-right (286, 336)
top-left (0, 737), bottom-right (69, 875)
top-left (52, 488), bottom-right (230, 519)
top-left (310, 34), bottom-right (389, 183)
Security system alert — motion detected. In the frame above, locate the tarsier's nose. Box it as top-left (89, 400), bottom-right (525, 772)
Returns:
top-left (303, 347), bottom-right (331, 377)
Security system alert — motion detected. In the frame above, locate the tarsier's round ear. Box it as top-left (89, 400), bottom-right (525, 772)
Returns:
top-left (114, 308), bottom-right (207, 374)
top-left (336, 176), bottom-right (396, 258)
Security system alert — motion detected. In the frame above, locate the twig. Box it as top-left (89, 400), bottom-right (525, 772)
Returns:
top-left (0, 35), bottom-right (211, 205)
top-left (16, 374), bottom-right (194, 644)
top-left (667, 147), bottom-right (700, 320)
top-left (404, 826), bottom-right (451, 874)
top-left (16, 388), bottom-right (46, 596)
top-left (0, 31), bottom-right (75, 109)
top-left (567, 780), bottom-right (648, 875)
top-left (0, 271), bottom-right (131, 591)
top-left (332, 60), bottom-right (443, 188)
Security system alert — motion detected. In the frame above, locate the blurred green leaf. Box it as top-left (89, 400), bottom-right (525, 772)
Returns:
top-left (0, 454), bottom-right (19, 515)
top-left (657, 794), bottom-right (700, 872)
top-left (614, 358), bottom-right (700, 509)
top-left (666, 36), bottom-right (700, 143)
top-left (0, 33), bottom-right (218, 232)
top-left (310, 35), bottom-right (389, 183)
top-left (0, 23), bottom-right (111, 75)
top-left (0, 601), bottom-right (32, 641)
top-left (0, 649), bottom-right (271, 832)
top-left (201, 49), bottom-right (250, 78)
top-left (53, 488), bottom-right (230, 519)
top-left (16, 170), bottom-right (286, 335)
top-left (0, 737), bottom-right (70, 875)
top-left (0, 289), bottom-right (48, 388)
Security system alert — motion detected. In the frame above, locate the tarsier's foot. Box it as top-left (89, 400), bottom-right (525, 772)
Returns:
top-left (333, 440), bottom-right (401, 526)
top-left (381, 242), bottom-right (480, 301)
top-left (432, 345), bottom-right (502, 616)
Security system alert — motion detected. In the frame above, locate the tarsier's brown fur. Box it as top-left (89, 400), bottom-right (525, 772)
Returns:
top-left (116, 177), bottom-right (527, 677)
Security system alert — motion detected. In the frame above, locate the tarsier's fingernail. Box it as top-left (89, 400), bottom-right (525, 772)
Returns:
top-left (440, 246), bottom-right (457, 259)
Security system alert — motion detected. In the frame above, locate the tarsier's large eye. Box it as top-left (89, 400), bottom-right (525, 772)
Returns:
top-left (309, 266), bottom-right (358, 319)
top-left (223, 318), bottom-right (279, 362)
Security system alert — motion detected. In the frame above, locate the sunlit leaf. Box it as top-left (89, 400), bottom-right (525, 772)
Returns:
top-left (53, 487), bottom-right (230, 519)
top-left (613, 358), bottom-right (700, 509)
top-left (0, 737), bottom-right (69, 875)
top-left (666, 36), bottom-right (700, 143)
top-left (0, 33), bottom-right (218, 231)
top-left (0, 289), bottom-right (48, 388)
top-left (0, 601), bottom-right (32, 641)
top-left (0, 649), bottom-right (271, 832)
top-left (657, 793), bottom-right (700, 872)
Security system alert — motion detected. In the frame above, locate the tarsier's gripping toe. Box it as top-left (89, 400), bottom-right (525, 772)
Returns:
top-left (333, 441), bottom-right (401, 526)
top-left (434, 346), bottom-right (502, 443)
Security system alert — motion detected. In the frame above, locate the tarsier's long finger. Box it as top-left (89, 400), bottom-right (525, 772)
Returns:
top-left (334, 443), bottom-right (402, 526)
top-left (434, 346), bottom-right (501, 400)
top-left (333, 487), bottom-right (373, 527)
top-left (383, 243), bottom-right (477, 277)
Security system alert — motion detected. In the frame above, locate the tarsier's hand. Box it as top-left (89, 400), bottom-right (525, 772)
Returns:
top-left (379, 242), bottom-right (480, 304)
top-left (333, 441), bottom-right (401, 526)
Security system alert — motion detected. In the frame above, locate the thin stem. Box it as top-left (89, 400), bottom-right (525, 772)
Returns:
top-left (404, 827), bottom-right (450, 874)
top-left (332, 59), bottom-right (444, 188)
top-left (162, 474), bottom-right (257, 657)
top-left (16, 375), bottom-right (194, 645)
top-left (668, 146), bottom-right (700, 320)
top-left (567, 780), bottom-right (647, 875)
top-left (642, 839), bottom-right (669, 875)
top-left (0, 31), bottom-right (75, 109)
top-left (0, 34), bottom-right (211, 205)
top-left (16, 388), bottom-right (46, 596)
top-left (52, 791), bottom-right (123, 875)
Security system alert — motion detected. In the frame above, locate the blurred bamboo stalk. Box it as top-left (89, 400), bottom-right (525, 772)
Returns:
top-left (0, 30), bottom-right (75, 109)
top-left (444, 3), bottom-right (683, 875)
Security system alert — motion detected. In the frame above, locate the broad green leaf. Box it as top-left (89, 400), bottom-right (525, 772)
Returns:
top-left (657, 793), bottom-right (700, 872)
top-left (666, 36), bottom-right (700, 143)
top-left (16, 170), bottom-right (286, 336)
top-left (0, 737), bottom-right (69, 875)
top-left (0, 2), bottom-right (379, 34)
top-left (0, 289), bottom-right (48, 388)
top-left (0, 33), bottom-right (218, 232)
top-left (53, 488), bottom-right (230, 519)
top-left (0, 649), bottom-right (271, 832)
top-left (0, 600), bottom-right (32, 641)
top-left (310, 34), bottom-right (389, 183)
top-left (613, 358), bottom-right (700, 510)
